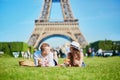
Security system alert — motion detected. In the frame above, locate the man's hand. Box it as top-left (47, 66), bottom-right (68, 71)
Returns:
top-left (38, 58), bottom-right (42, 67)
top-left (38, 58), bottom-right (41, 62)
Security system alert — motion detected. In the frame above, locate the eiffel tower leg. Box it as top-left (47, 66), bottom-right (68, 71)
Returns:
top-left (39, 0), bottom-right (52, 22)
top-left (61, 0), bottom-right (74, 21)
top-left (73, 33), bottom-right (88, 48)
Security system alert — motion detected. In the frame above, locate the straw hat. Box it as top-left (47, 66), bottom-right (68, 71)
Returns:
top-left (70, 41), bottom-right (80, 50)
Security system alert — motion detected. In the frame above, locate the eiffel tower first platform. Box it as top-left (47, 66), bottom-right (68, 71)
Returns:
top-left (28, 0), bottom-right (88, 48)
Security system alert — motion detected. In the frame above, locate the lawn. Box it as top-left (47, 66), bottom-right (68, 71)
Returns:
top-left (0, 56), bottom-right (120, 80)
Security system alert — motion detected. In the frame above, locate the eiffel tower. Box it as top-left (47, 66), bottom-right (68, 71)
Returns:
top-left (28, 0), bottom-right (88, 48)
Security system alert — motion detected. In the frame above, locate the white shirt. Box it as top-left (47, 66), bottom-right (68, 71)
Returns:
top-left (34, 51), bottom-right (55, 66)
top-left (38, 52), bottom-right (55, 67)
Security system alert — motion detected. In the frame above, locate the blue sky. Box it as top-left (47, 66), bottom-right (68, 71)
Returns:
top-left (0, 0), bottom-right (120, 48)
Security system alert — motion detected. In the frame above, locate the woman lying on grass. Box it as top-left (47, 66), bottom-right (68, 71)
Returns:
top-left (62, 41), bottom-right (85, 67)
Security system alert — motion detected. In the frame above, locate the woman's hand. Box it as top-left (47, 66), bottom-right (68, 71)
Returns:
top-left (74, 60), bottom-right (80, 67)
top-left (64, 59), bottom-right (70, 66)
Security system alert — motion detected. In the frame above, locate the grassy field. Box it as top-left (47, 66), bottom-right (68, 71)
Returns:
top-left (0, 56), bottom-right (120, 80)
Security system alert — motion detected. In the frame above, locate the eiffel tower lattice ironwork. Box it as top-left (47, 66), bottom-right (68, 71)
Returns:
top-left (28, 0), bottom-right (88, 48)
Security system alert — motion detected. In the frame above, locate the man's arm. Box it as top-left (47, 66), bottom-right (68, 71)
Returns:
top-left (33, 50), bottom-right (41, 66)
top-left (33, 54), bottom-right (39, 66)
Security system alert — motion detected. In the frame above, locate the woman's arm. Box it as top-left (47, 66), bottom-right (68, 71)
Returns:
top-left (79, 52), bottom-right (84, 67)
top-left (63, 53), bottom-right (71, 66)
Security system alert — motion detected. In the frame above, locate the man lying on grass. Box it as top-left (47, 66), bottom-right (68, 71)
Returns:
top-left (34, 43), bottom-right (56, 67)
top-left (19, 43), bottom-right (56, 67)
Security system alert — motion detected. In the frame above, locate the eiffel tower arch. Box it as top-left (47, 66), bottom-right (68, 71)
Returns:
top-left (28, 0), bottom-right (88, 48)
top-left (37, 34), bottom-right (73, 47)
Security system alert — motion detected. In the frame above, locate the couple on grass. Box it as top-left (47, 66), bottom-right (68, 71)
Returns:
top-left (33, 41), bottom-right (85, 67)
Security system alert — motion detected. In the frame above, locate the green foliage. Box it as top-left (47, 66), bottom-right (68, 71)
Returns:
top-left (0, 42), bottom-right (11, 55)
top-left (28, 46), bottom-right (34, 54)
top-left (0, 57), bottom-right (120, 80)
top-left (87, 40), bottom-right (116, 52)
top-left (10, 42), bottom-right (23, 52)
top-left (98, 40), bottom-right (113, 50)
top-left (0, 42), bottom-right (34, 56)
top-left (83, 48), bottom-right (87, 54)
top-left (84, 45), bottom-right (91, 53)
top-left (90, 41), bottom-right (99, 52)
top-left (113, 41), bottom-right (120, 52)
top-left (22, 42), bottom-right (29, 52)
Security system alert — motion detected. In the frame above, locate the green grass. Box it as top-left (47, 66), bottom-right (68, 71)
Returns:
top-left (0, 56), bottom-right (120, 80)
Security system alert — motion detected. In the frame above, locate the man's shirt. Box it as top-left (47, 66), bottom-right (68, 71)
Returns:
top-left (33, 50), bottom-right (55, 66)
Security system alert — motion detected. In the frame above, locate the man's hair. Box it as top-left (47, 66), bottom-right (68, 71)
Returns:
top-left (40, 43), bottom-right (50, 51)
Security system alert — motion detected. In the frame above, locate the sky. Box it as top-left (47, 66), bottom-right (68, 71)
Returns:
top-left (0, 0), bottom-right (120, 48)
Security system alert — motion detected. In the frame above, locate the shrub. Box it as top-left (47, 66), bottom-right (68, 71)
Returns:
top-left (0, 42), bottom-right (34, 56)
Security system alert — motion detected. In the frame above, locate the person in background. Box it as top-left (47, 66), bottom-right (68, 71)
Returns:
top-left (33, 43), bottom-right (55, 67)
top-left (91, 48), bottom-right (95, 57)
top-left (27, 48), bottom-right (31, 59)
top-left (87, 48), bottom-right (92, 57)
top-left (97, 48), bottom-right (103, 56)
